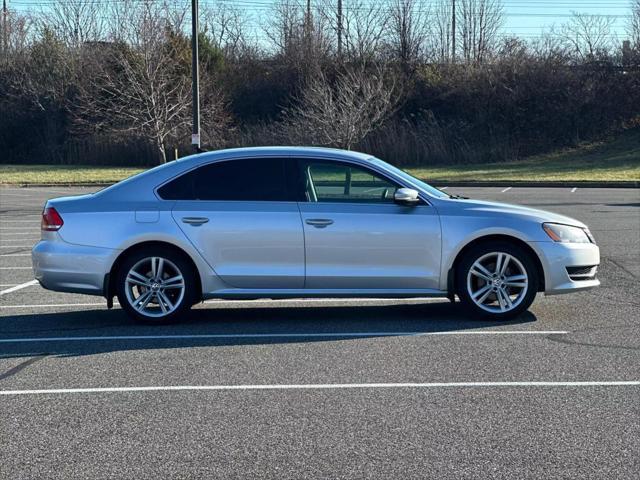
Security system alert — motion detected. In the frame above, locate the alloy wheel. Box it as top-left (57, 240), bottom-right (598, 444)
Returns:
top-left (124, 256), bottom-right (185, 318)
top-left (466, 252), bottom-right (529, 313)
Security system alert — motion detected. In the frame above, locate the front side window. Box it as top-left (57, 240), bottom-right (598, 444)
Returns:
top-left (301, 161), bottom-right (399, 204)
top-left (158, 157), bottom-right (292, 201)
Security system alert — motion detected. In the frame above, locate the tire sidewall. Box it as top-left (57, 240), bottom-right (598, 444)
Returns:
top-left (116, 247), bottom-right (196, 324)
top-left (456, 242), bottom-right (539, 320)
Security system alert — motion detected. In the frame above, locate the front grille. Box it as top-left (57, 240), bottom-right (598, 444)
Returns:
top-left (566, 265), bottom-right (598, 281)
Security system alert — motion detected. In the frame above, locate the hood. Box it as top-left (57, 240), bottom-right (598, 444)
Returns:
top-left (446, 198), bottom-right (588, 228)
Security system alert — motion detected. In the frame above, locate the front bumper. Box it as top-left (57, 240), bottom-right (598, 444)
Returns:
top-left (529, 241), bottom-right (600, 295)
top-left (32, 238), bottom-right (118, 296)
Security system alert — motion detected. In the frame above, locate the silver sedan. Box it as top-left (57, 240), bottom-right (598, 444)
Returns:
top-left (32, 147), bottom-right (600, 323)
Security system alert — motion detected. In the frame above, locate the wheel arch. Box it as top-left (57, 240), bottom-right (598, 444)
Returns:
top-left (447, 234), bottom-right (545, 295)
top-left (103, 240), bottom-right (203, 307)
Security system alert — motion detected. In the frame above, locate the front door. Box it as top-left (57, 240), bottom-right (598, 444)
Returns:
top-left (296, 159), bottom-right (442, 290)
top-left (163, 157), bottom-right (305, 289)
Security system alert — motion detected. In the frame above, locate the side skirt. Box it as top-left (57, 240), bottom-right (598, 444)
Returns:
top-left (203, 288), bottom-right (447, 301)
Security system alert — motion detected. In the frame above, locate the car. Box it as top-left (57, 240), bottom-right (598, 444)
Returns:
top-left (32, 147), bottom-right (600, 323)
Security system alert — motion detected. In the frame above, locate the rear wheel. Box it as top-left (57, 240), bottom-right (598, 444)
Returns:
top-left (456, 242), bottom-right (539, 320)
top-left (116, 247), bottom-right (197, 323)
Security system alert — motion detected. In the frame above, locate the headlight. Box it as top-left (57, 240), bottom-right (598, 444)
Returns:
top-left (542, 223), bottom-right (594, 244)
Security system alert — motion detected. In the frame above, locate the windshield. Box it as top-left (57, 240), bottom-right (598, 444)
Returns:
top-left (370, 158), bottom-right (450, 199)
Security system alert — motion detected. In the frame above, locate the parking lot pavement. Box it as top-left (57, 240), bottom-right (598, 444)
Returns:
top-left (1, 185), bottom-right (639, 479)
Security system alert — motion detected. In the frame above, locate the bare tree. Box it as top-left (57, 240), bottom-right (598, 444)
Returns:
top-left (45, 0), bottom-right (105, 47)
top-left (386, 0), bottom-right (430, 71)
top-left (629, 0), bottom-right (640, 48)
top-left (432, 0), bottom-right (454, 63)
top-left (74, 2), bottom-right (201, 163)
top-left (458, 0), bottom-right (504, 63)
top-left (283, 66), bottom-right (401, 149)
top-left (202, 1), bottom-right (251, 59)
top-left (559, 13), bottom-right (616, 61)
top-left (9, 27), bottom-right (72, 111)
top-left (0, 8), bottom-right (32, 57)
top-left (317, 0), bottom-right (387, 63)
top-left (264, 0), bottom-right (331, 70)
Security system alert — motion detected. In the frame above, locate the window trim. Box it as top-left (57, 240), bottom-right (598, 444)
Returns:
top-left (154, 156), bottom-right (299, 203)
top-left (154, 154), bottom-right (431, 206)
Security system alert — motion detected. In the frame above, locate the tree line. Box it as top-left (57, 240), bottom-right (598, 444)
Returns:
top-left (1, 0), bottom-right (639, 166)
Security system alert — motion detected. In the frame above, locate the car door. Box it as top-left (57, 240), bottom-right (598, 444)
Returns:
top-left (161, 157), bottom-right (305, 289)
top-left (296, 158), bottom-right (442, 290)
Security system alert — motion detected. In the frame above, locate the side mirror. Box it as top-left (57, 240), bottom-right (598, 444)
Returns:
top-left (394, 188), bottom-right (420, 206)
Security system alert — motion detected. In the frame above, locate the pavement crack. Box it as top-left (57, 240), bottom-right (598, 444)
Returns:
top-left (547, 334), bottom-right (640, 352)
top-left (0, 354), bottom-right (49, 382)
top-left (604, 257), bottom-right (638, 279)
top-left (1, 248), bottom-right (30, 255)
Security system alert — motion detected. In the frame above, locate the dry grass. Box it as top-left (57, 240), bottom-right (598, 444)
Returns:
top-left (1, 130), bottom-right (638, 185)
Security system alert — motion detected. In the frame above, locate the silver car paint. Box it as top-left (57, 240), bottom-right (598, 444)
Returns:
top-left (32, 146), bottom-right (600, 299)
top-left (298, 201), bottom-right (441, 289)
top-left (172, 200), bottom-right (305, 289)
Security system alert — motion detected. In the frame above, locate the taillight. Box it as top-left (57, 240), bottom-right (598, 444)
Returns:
top-left (41, 207), bottom-right (64, 231)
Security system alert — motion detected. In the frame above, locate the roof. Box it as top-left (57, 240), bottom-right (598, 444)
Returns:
top-left (180, 146), bottom-right (375, 166)
top-left (96, 147), bottom-right (376, 201)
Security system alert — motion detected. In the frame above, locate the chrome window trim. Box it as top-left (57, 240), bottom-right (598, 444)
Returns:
top-left (153, 153), bottom-right (432, 206)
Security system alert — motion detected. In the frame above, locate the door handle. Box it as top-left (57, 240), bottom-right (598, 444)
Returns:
top-left (305, 218), bottom-right (334, 228)
top-left (182, 217), bottom-right (209, 226)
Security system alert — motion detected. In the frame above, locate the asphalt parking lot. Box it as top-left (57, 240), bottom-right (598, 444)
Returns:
top-left (1, 185), bottom-right (639, 479)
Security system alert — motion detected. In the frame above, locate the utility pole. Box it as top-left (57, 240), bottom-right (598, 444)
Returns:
top-left (337, 0), bottom-right (343, 58)
top-left (451, 0), bottom-right (456, 63)
top-left (305, 0), bottom-right (312, 39)
top-left (191, 0), bottom-right (201, 153)
top-left (2, 0), bottom-right (7, 58)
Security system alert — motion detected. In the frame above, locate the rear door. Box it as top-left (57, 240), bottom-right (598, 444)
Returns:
top-left (295, 158), bottom-right (442, 290)
top-left (161, 157), bottom-right (304, 289)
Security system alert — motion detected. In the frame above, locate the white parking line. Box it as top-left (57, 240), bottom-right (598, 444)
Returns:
top-left (440, 186), bottom-right (448, 190)
top-left (571, 187), bottom-right (578, 193)
top-left (0, 302), bottom-right (102, 308)
top-left (0, 221), bottom-right (39, 224)
top-left (0, 331), bottom-right (569, 344)
top-left (1, 381), bottom-right (638, 396)
top-left (0, 245), bottom-right (33, 248)
top-left (0, 267), bottom-right (32, 270)
top-left (0, 253), bottom-right (30, 257)
top-left (501, 187), bottom-right (512, 193)
top-left (0, 298), bottom-right (448, 309)
top-left (0, 233), bottom-right (39, 236)
top-left (0, 280), bottom-right (38, 296)
top-left (0, 227), bottom-right (38, 231)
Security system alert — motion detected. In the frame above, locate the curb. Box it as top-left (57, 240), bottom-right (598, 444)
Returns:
top-left (430, 180), bottom-right (639, 188)
top-left (1, 183), bottom-right (113, 188)
top-left (1, 180), bottom-right (638, 189)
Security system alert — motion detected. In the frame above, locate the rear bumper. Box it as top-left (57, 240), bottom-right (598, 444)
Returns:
top-left (529, 241), bottom-right (600, 295)
top-left (32, 239), bottom-right (117, 296)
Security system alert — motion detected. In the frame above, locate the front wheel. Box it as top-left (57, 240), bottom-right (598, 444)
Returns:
top-left (116, 247), bottom-right (197, 324)
top-left (456, 242), bottom-right (539, 320)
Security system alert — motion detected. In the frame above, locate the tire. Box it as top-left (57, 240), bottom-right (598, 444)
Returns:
top-left (116, 246), bottom-right (197, 324)
top-left (455, 241), bottom-right (539, 320)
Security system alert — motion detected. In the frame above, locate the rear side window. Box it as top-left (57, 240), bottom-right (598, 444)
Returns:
top-left (158, 157), bottom-right (293, 201)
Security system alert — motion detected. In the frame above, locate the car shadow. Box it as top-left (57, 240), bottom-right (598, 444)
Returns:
top-left (604, 203), bottom-right (640, 208)
top-left (0, 302), bottom-right (537, 360)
